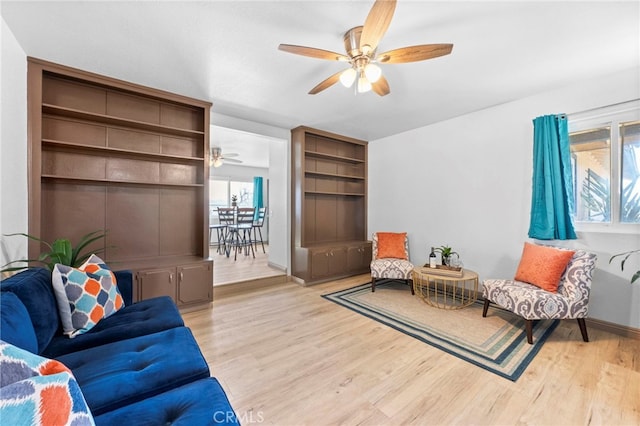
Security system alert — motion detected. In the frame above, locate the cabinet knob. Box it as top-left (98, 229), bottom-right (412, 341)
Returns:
top-left (169, 273), bottom-right (173, 283)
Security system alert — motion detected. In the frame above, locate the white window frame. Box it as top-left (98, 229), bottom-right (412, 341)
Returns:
top-left (568, 100), bottom-right (640, 234)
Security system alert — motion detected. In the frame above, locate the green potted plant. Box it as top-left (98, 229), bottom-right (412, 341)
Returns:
top-left (0, 230), bottom-right (108, 273)
top-left (435, 245), bottom-right (458, 267)
top-left (610, 249), bottom-right (640, 284)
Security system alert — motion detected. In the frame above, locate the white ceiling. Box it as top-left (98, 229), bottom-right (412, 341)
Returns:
top-left (2, 0), bottom-right (639, 149)
top-left (211, 125), bottom-right (272, 169)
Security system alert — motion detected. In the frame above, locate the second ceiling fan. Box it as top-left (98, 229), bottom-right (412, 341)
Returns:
top-left (278, 0), bottom-right (453, 96)
top-left (210, 147), bottom-right (242, 168)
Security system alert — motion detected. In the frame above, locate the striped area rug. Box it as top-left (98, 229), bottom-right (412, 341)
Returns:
top-left (322, 280), bottom-right (558, 381)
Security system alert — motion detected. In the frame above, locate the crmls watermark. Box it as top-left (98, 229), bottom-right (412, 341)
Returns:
top-left (213, 410), bottom-right (264, 424)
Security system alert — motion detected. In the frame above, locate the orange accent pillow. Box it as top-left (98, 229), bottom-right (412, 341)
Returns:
top-left (376, 232), bottom-right (408, 260)
top-left (514, 243), bottom-right (575, 293)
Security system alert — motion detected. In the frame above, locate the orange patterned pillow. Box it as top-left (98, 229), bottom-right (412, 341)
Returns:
top-left (376, 232), bottom-right (408, 260)
top-left (514, 243), bottom-right (575, 293)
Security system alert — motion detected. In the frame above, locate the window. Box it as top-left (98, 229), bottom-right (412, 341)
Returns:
top-left (229, 181), bottom-right (253, 207)
top-left (209, 177), bottom-right (255, 222)
top-left (620, 121), bottom-right (640, 223)
top-left (569, 103), bottom-right (640, 231)
top-left (209, 180), bottom-right (229, 209)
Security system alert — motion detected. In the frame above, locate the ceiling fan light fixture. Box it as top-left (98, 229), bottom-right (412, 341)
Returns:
top-left (278, 0), bottom-right (452, 97)
top-left (213, 157), bottom-right (223, 168)
top-left (357, 75), bottom-right (372, 93)
top-left (339, 68), bottom-right (357, 87)
top-left (364, 63), bottom-right (381, 83)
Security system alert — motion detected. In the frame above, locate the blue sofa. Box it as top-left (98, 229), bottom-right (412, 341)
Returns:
top-left (1, 267), bottom-right (239, 425)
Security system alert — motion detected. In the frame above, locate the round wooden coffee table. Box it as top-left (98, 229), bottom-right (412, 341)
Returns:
top-left (412, 268), bottom-right (479, 309)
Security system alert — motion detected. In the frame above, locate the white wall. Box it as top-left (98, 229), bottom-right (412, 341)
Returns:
top-left (0, 17), bottom-right (28, 270)
top-left (210, 112), bottom-right (290, 272)
top-left (369, 67), bottom-right (640, 329)
top-left (267, 137), bottom-right (288, 270)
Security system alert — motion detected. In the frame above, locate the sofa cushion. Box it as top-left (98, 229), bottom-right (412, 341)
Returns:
top-left (94, 378), bottom-right (240, 426)
top-left (0, 268), bottom-right (60, 353)
top-left (42, 296), bottom-right (184, 358)
top-left (52, 255), bottom-right (124, 338)
top-left (0, 341), bottom-right (94, 426)
top-left (0, 292), bottom-right (38, 353)
top-left (56, 327), bottom-right (210, 416)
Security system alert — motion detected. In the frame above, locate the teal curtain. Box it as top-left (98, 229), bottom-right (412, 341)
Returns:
top-left (528, 114), bottom-right (577, 240)
top-left (253, 177), bottom-right (264, 219)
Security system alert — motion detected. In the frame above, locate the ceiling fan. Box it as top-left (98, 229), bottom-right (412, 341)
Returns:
top-left (210, 147), bottom-right (242, 168)
top-left (278, 0), bottom-right (453, 96)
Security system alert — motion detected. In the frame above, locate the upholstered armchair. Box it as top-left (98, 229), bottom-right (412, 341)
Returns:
top-left (482, 244), bottom-right (597, 344)
top-left (370, 232), bottom-right (415, 294)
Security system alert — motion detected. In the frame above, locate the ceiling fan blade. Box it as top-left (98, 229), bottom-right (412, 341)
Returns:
top-left (223, 158), bottom-right (243, 164)
top-left (371, 75), bottom-right (390, 96)
top-left (223, 153), bottom-right (239, 158)
top-left (377, 44), bottom-right (453, 64)
top-left (360, 0), bottom-right (397, 54)
top-left (278, 44), bottom-right (349, 62)
top-left (308, 70), bottom-right (343, 95)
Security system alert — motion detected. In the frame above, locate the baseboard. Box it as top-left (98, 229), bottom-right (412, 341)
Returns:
top-left (267, 261), bottom-right (286, 271)
top-left (213, 275), bottom-right (290, 298)
top-left (586, 317), bottom-right (640, 340)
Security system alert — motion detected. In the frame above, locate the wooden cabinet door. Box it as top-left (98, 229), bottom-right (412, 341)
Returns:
top-left (347, 246), bottom-right (362, 271)
top-left (310, 249), bottom-right (330, 279)
top-left (361, 244), bottom-right (372, 271)
top-left (177, 261), bottom-right (213, 306)
top-left (329, 246), bottom-right (348, 275)
top-left (347, 244), bottom-right (373, 273)
top-left (137, 267), bottom-right (176, 303)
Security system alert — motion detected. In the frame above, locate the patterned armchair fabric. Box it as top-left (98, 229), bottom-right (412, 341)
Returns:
top-left (482, 248), bottom-right (597, 344)
top-left (370, 233), bottom-right (415, 294)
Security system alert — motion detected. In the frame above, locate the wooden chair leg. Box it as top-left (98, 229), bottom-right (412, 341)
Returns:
top-left (371, 278), bottom-right (376, 292)
top-left (408, 279), bottom-right (415, 295)
top-left (525, 320), bottom-right (533, 344)
top-left (577, 318), bottom-right (589, 342)
top-left (482, 298), bottom-right (490, 317)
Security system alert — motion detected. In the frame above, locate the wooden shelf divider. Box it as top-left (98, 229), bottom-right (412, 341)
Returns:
top-left (29, 57), bottom-right (214, 310)
top-left (291, 126), bottom-right (371, 284)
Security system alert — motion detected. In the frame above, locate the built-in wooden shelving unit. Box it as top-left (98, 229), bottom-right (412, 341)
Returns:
top-left (291, 126), bottom-right (371, 284)
top-left (28, 57), bottom-right (213, 309)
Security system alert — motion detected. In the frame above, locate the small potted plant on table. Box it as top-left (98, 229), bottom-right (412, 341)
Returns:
top-left (435, 245), bottom-right (459, 269)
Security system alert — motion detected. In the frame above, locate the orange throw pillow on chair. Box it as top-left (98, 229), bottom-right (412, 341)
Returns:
top-left (514, 242), bottom-right (575, 293)
top-left (376, 232), bottom-right (408, 260)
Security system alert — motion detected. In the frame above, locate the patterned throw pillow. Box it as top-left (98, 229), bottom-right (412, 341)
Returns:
top-left (0, 341), bottom-right (95, 425)
top-left (52, 254), bottom-right (124, 338)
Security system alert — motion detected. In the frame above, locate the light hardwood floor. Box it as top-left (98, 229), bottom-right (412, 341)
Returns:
top-left (183, 275), bottom-right (640, 426)
top-left (211, 243), bottom-right (285, 286)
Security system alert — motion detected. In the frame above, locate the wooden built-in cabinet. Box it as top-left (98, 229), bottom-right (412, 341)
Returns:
top-left (27, 57), bottom-right (213, 309)
top-left (291, 126), bottom-right (371, 284)
top-left (136, 258), bottom-right (213, 308)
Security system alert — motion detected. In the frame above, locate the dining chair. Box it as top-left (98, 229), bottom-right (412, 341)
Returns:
top-left (210, 209), bottom-right (228, 254)
top-left (252, 207), bottom-right (267, 254)
top-left (226, 207), bottom-right (256, 260)
top-left (217, 207), bottom-right (235, 256)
